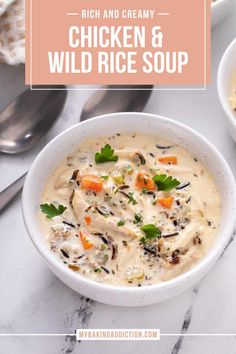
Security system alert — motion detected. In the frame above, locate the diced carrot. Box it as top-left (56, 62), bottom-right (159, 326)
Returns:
top-left (158, 196), bottom-right (174, 209)
top-left (84, 215), bottom-right (91, 225)
top-left (80, 230), bottom-right (94, 250)
top-left (158, 156), bottom-right (178, 165)
top-left (68, 264), bottom-right (80, 271)
top-left (135, 172), bottom-right (156, 191)
top-left (81, 175), bottom-right (103, 192)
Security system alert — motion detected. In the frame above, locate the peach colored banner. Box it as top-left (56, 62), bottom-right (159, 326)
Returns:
top-left (25, 0), bottom-right (211, 86)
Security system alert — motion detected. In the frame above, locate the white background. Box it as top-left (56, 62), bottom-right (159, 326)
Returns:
top-left (1, 4), bottom-right (236, 353)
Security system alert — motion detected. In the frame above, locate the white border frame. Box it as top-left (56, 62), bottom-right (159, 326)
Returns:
top-left (29, 0), bottom-right (208, 91)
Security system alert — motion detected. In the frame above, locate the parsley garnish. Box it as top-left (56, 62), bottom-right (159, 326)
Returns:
top-left (95, 144), bottom-right (118, 164)
top-left (40, 203), bottom-right (67, 219)
top-left (94, 268), bottom-right (102, 273)
top-left (140, 224), bottom-right (161, 244)
top-left (152, 174), bottom-right (180, 192)
top-left (101, 175), bottom-right (109, 180)
top-left (117, 220), bottom-right (125, 227)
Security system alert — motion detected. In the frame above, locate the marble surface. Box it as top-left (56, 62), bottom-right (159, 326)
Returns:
top-left (1, 7), bottom-right (236, 354)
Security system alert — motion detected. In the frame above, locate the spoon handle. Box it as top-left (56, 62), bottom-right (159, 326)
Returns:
top-left (0, 173), bottom-right (27, 214)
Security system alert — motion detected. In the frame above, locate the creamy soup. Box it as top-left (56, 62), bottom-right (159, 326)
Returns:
top-left (39, 134), bottom-right (221, 287)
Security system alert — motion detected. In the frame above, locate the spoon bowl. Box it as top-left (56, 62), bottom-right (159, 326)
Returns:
top-left (0, 86), bottom-right (67, 154)
top-left (80, 85), bottom-right (153, 121)
top-left (0, 84), bottom-right (152, 214)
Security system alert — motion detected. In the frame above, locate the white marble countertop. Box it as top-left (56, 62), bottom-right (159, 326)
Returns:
top-left (1, 7), bottom-right (236, 354)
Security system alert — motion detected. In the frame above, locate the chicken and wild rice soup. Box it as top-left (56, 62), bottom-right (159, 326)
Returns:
top-left (39, 134), bottom-right (221, 287)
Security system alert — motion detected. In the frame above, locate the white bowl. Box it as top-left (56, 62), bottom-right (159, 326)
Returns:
top-left (218, 38), bottom-right (236, 143)
top-left (212, 0), bottom-right (234, 28)
top-left (22, 113), bottom-right (236, 307)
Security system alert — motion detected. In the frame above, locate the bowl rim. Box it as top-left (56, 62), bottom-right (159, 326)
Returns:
top-left (218, 37), bottom-right (236, 130)
top-left (22, 112), bottom-right (236, 296)
top-left (211, 0), bottom-right (229, 8)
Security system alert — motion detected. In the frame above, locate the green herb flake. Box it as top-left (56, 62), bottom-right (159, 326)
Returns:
top-left (101, 175), bottom-right (109, 180)
top-left (40, 203), bottom-right (67, 219)
top-left (95, 144), bottom-right (118, 164)
top-left (94, 268), bottom-right (102, 273)
top-left (140, 224), bottom-right (161, 244)
top-left (128, 192), bottom-right (138, 205)
top-left (133, 213), bottom-right (143, 224)
top-left (140, 237), bottom-right (147, 244)
top-left (117, 220), bottom-right (125, 227)
top-left (100, 176), bottom-right (109, 180)
top-left (152, 174), bottom-right (180, 192)
top-left (104, 195), bottom-right (112, 202)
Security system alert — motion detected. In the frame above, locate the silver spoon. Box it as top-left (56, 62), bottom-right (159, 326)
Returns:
top-left (81, 85), bottom-right (153, 121)
top-left (0, 85), bottom-right (153, 213)
top-left (0, 86), bottom-right (67, 213)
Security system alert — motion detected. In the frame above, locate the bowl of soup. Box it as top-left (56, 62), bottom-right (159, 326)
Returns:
top-left (22, 113), bottom-right (236, 306)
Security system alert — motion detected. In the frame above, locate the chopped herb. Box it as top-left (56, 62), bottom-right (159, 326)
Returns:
top-left (140, 237), bottom-right (147, 244)
top-left (95, 144), bottom-right (118, 164)
top-left (152, 174), bottom-right (180, 192)
top-left (94, 268), bottom-right (102, 273)
top-left (115, 185), bottom-right (129, 194)
top-left (117, 220), bottom-right (125, 227)
top-left (101, 175), bottom-right (109, 180)
top-left (104, 195), bottom-right (112, 202)
top-left (119, 190), bottom-right (137, 205)
top-left (40, 203), bottom-right (67, 219)
top-left (128, 192), bottom-right (138, 205)
top-left (133, 213), bottom-right (143, 224)
top-left (140, 224), bottom-right (161, 244)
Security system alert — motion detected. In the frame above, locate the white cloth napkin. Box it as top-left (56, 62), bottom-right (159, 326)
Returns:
top-left (0, 0), bottom-right (25, 65)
